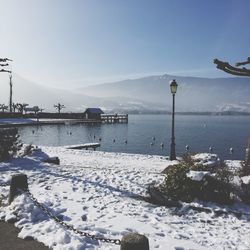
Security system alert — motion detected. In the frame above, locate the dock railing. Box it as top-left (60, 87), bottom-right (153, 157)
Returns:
top-left (101, 114), bottom-right (128, 123)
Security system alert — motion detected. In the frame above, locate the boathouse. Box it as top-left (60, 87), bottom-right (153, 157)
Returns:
top-left (83, 108), bottom-right (104, 120)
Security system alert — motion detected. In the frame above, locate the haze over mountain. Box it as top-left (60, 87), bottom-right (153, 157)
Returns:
top-left (78, 74), bottom-right (250, 112)
top-left (0, 73), bottom-right (249, 113)
top-left (0, 74), bottom-right (164, 113)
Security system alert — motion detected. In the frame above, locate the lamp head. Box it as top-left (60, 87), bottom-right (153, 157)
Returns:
top-left (170, 79), bottom-right (178, 94)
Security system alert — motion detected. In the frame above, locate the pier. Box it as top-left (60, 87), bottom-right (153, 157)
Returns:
top-left (67, 143), bottom-right (101, 151)
top-left (0, 112), bottom-right (128, 127)
top-left (101, 114), bottom-right (128, 123)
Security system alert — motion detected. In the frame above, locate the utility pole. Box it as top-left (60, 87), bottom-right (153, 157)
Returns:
top-left (9, 74), bottom-right (13, 112)
top-left (0, 57), bottom-right (13, 112)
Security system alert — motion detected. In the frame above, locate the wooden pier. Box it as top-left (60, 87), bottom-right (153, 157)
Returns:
top-left (67, 143), bottom-right (100, 151)
top-left (101, 114), bottom-right (128, 123)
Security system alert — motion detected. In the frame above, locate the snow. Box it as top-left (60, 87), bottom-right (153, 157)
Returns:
top-left (225, 160), bottom-right (243, 174)
top-left (186, 170), bottom-right (211, 181)
top-left (0, 147), bottom-right (250, 249)
top-left (192, 153), bottom-right (220, 167)
top-left (241, 176), bottom-right (250, 185)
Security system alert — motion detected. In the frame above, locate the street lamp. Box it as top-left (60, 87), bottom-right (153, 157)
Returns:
top-left (170, 79), bottom-right (178, 160)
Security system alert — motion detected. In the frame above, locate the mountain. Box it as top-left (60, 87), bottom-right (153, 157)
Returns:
top-left (78, 74), bottom-right (250, 112)
top-left (0, 73), bottom-right (97, 112)
top-left (217, 102), bottom-right (250, 113)
top-left (0, 74), bottom-right (164, 112)
top-left (1, 73), bottom-right (249, 113)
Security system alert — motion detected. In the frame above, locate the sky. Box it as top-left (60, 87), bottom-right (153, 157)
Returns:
top-left (0, 0), bottom-right (249, 88)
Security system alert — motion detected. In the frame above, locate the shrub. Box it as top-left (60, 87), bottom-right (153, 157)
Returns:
top-left (182, 153), bottom-right (195, 166)
top-left (162, 162), bottom-right (200, 202)
top-left (215, 161), bottom-right (234, 183)
top-left (239, 161), bottom-right (250, 177)
top-left (200, 175), bottom-right (233, 204)
top-left (161, 160), bottom-right (233, 204)
top-left (181, 153), bottom-right (212, 172)
top-left (0, 128), bottom-right (22, 161)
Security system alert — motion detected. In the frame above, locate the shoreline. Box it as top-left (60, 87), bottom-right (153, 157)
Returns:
top-left (0, 118), bottom-right (101, 128)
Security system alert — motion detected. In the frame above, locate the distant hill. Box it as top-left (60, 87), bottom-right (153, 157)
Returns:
top-left (1, 73), bottom-right (249, 113)
top-left (78, 74), bottom-right (250, 112)
top-left (0, 74), bottom-right (164, 113)
top-left (0, 73), bottom-right (99, 112)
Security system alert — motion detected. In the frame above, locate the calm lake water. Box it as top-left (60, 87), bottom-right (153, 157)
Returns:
top-left (18, 115), bottom-right (250, 160)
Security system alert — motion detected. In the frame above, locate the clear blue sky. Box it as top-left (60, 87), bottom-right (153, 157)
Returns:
top-left (0, 0), bottom-right (249, 88)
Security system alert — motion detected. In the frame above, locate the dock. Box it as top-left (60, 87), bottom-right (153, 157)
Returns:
top-left (67, 143), bottom-right (101, 151)
top-left (101, 114), bottom-right (128, 123)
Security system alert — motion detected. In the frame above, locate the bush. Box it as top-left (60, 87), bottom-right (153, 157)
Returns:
top-left (162, 162), bottom-right (200, 202)
top-left (239, 161), bottom-right (250, 177)
top-left (0, 128), bottom-right (22, 161)
top-left (161, 160), bottom-right (233, 204)
top-left (200, 175), bottom-right (233, 204)
top-left (215, 161), bottom-right (234, 183)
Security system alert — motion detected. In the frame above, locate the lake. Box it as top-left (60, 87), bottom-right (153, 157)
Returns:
top-left (18, 114), bottom-right (250, 160)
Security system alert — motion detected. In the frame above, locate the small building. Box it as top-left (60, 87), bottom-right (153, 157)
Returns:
top-left (24, 106), bottom-right (41, 114)
top-left (83, 108), bottom-right (104, 120)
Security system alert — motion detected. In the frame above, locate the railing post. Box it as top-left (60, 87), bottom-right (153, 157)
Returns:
top-left (120, 233), bottom-right (149, 250)
top-left (8, 174), bottom-right (28, 204)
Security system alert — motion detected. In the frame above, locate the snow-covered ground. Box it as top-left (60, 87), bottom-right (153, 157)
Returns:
top-left (0, 147), bottom-right (250, 249)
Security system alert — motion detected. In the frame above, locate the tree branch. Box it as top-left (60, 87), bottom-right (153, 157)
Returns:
top-left (214, 58), bottom-right (250, 77)
top-left (236, 57), bottom-right (250, 66)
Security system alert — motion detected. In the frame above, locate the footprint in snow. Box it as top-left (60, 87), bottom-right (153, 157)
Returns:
top-left (155, 232), bottom-right (165, 237)
top-left (81, 214), bottom-right (87, 221)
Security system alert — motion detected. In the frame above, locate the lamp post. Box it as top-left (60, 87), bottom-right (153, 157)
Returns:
top-left (170, 79), bottom-right (178, 160)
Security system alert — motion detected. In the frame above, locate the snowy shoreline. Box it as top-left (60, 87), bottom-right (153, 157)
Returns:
top-left (0, 146), bottom-right (250, 249)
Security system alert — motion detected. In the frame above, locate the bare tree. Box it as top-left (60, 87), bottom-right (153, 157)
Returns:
top-left (0, 69), bottom-right (11, 73)
top-left (16, 103), bottom-right (29, 114)
top-left (12, 103), bottom-right (18, 113)
top-left (0, 104), bottom-right (8, 113)
top-left (54, 103), bottom-right (65, 114)
top-left (214, 57), bottom-right (250, 77)
top-left (0, 58), bottom-right (12, 62)
top-left (215, 57), bottom-right (250, 170)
